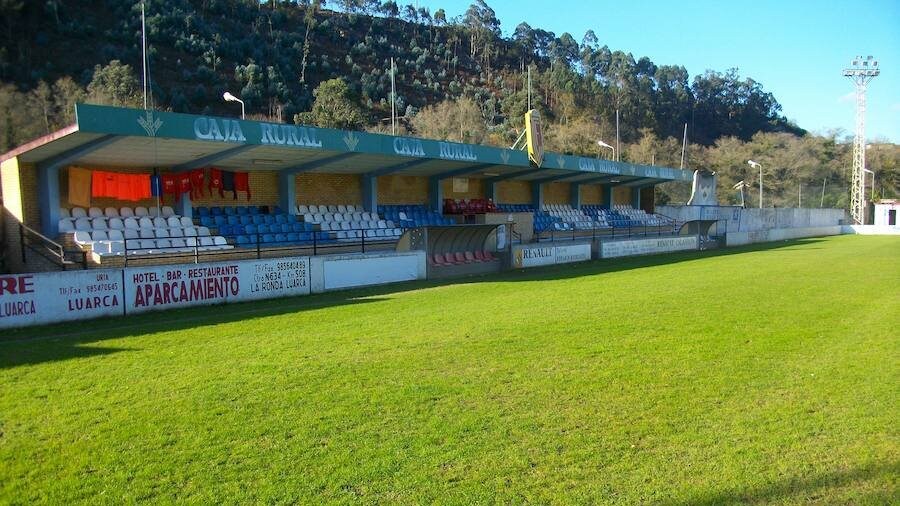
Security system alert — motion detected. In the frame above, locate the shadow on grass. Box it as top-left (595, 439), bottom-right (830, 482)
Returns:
top-left (663, 459), bottom-right (899, 506)
top-left (0, 237), bottom-right (832, 369)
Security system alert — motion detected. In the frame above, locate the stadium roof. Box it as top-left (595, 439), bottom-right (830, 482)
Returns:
top-left (2, 104), bottom-right (692, 186)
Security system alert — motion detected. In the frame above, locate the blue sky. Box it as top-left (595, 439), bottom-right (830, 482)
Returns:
top-left (416, 0), bottom-right (900, 143)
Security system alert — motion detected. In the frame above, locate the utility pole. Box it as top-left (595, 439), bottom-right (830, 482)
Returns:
top-left (843, 55), bottom-right (880, 224)
top-left (390, 57), bottom-right (396, 135)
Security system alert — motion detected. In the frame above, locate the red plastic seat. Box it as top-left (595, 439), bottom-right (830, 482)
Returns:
top-left (432, 253), bottom-right (446, 265)
top-left (454, 252), bottom-right (468, 264)
top-left (482, 250), bottom-right (496, 261)
top-left (464, 251), bottom-right (476, 263)
top-left (474, 250), bottom-right (486, 261)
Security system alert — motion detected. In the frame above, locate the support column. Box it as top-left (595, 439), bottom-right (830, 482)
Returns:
top-left (362, 174), bottom-right (378, 213)
top-left (570, 183), bottom-right (582, 209)
top-left (428, 177), bottom-right (443, 214)
top-left (38, 164), bottom-right (61, 236)
top-left (602, 185), bottom-right (614, 210)
top-left (531, 181), bottom-right (543, 211)
top-left (279, 172), bottom-right (297, 215)
top-left (486, 180), bottom-right (499, 203)
top-left (176, 191), bottom-right (192, 218)
top-left (631, 186), bottom-right (642, 209)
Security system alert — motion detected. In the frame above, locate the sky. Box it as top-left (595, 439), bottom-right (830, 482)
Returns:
top-left (416, 0), bottom-right (900, 143)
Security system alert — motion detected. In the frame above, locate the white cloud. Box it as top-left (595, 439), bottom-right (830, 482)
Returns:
top-left (837, 91), bottom-right (855, 103)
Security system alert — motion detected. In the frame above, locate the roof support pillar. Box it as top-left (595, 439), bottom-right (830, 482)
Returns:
top-left (570, 183), bottom-right (582, 210)
top-left (280, 172), bottom-right (297, 215)
top-left (363, 174), bottom-right (377, 213)
top-left (531, 181), bottom-right (543, 211)
top-left (175, 191), bottom-right (192, 219)
top-left (631, 186), bottom-right (643, 209)
top-left (428, 176), bottom-right (443, 214)
top-left (602, 185), bottom-right (614, 210)
top-left (486, 180), bottom-right (498, 203)
top-left (38, 164), bottom-right (61, 237)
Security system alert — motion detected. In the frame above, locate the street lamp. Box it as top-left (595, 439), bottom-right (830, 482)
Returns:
top-left (223, 91), bottom-right (245, 119)
top-left (597, 140), bottom-right (615, 161)
top-left (748, 160), bottom-right (762, 208)
top-left (862, 168), bottom-right (875, 202)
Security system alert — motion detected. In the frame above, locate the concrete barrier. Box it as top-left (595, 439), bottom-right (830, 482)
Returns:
top-left (725, 226), bottom-right (843, 246)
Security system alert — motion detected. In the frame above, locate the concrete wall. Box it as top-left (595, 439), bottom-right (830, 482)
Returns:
top-left (657, 206), bottom-right (846, 233)
top-left (842, 225), bottom-right (900, 235)
top-left (726, 226), bottom-right (843, 246)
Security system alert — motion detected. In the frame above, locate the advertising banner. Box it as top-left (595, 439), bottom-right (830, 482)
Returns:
top-left (0, 270), bottom-right (122, 329)
top-left (124, 257), bottom-right (310, 314)
top-left (600, 236), bottom-right (698, 259)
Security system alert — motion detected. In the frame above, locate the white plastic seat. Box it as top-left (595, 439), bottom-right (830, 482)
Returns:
top-left (341, 222), bottom-right (351, 231)
top-left (124, 229), bottom-right (139, 240)
top-left (375, 229), bottom-right (386, 237)
top-left (148, 207), bottom-right (160, 217)
top-left (297, 205), bottom-right (309, 214)
top-left (312, 214), bottom-right (323, 223)
top-left (183, 227), bottom-right (198, 237)
top-left (138, 239), bottom-right (156, 253)
top-left (88, 207), bottom-right (103, 218)
top-left (323, 213), bottom-right (334, 222)
top-left (58, 219), bottom-right (75, 232)
top-left (377, 220), bottom-right (387, 229)
top-left (213, 236), bottom-right (230, 249)
top-left (197, 226), bottom-right (210, 237)
top-left (324, 205), bottom-right (335, 213)
top-left (91, 241), bottom-right (111, 255)
top-left (184, 237), bottom-right (198, 247)
top-left (308, 205), bottom-right (319, 214)
top-left (155, 228), bottom-right (170, 238)
top-left (91, 230), bottom-right (108, 241)
top-left (108, 241), bottom-right (125, 255)
top-left (103, 207), bottom-right (119, 218)
top-left (179, 216), bottom-right (193, 227)
top-left (107, 230), bottom-right (124, 241)
top-left (108, 218), bottom-right (125, 230)
top-left (152, 217), bottom-right (167, 228)
top-left (364, 229), bottom-right (377, 238)
top-left (59, 208), bottom-right (71, 218)
top-left (71, 207), bottom-right (87, 219)
top-left (169, 228), bottom-right (184, 238)
top-left (119, 207), bottom-right (135, 218)
top-left (123, 217), bottom-right (139, 229)
top-left (333, 213), bottom-right (344, 222)
top-left (74, 218), bottom-right (92, 231)
top-left (166, 216), bottom-right (181, 228)
top-left (138, 217), bottom-right (154, 229)
top-left (337, 205), bottom-right (347, 213)
top-left (321, 223), bottom-right (331, 231)
top-left (161, 206), bottom-right (175, 218)
top-left (170, 238), bottom-right (188, 252)
top-left (134, 206), bottom-right (149, 217)
top-left (73, 231), bottom-right (91, 245)
top-left (199, 236), bottom-right (215, 250)
top-left (155, 238), bottom-right (172, 251)
top-left (139, 229), bottom-right (155, 239)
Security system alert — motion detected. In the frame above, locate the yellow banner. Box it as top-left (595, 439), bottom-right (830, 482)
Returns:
top-left (525, 109), bottom-right (544, 167)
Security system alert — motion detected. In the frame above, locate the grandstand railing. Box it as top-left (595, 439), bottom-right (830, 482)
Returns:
top-left (533, 215), bottom-right (677, 243)
top-left (20, 223), bottom-right (88, 270)
top-left (119, 231), bottom-right (397, 266)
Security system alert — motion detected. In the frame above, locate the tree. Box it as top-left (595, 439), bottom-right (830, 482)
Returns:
top-left (411, 97), bottom-right (487, 144)
top-left (86, 60), bottom-right (141, 107)
top-left (294, 78), bottom-right (367, 129)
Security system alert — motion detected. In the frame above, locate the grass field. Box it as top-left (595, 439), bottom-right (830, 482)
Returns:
top-left (1, 235), bottom-right (898, 504)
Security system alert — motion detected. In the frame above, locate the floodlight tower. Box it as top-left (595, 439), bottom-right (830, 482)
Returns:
top-left (843, 55), bottom-right (880, 224)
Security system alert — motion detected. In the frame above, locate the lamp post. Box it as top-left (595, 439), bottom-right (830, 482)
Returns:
top-left (597, 140), bottom-right (615, 161)
top-left (223, 91), bottom-right (245, 119)
top-left (748, 160), bottom-right (762, 208)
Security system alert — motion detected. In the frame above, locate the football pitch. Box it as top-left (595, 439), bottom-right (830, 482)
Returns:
top-left (1, 235), bottom-right (897, 504)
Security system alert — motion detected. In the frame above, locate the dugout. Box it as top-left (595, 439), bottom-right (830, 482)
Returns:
top-left (0, 104), bottom-right (691, 274)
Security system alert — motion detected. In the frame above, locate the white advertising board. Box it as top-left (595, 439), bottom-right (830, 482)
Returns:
top-left (323, 253), bottom-right (420, 290)
top-left (124, 257), bottom-right (310, 314)
top-left (513, 243), bottom-right (591, 268)
top-left (0, 269), bottom-right (123, 329)
top-left (600, 236), bottom-right (698, 259)
top-left (554, 243), bottom-right (591, 264)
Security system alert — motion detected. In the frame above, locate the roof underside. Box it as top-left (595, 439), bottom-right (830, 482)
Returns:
top-left (3, 104), bottom-right (693, 186)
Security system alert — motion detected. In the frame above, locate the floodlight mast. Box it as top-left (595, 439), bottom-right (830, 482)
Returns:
top-left (843, 55), bottom-right (880, 224)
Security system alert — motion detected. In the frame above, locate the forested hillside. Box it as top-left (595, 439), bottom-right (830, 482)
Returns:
top-left (0, 0), bottom-right (896, 206)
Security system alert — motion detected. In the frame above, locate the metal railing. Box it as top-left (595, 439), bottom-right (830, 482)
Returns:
top-left (533, 214), bottom-right (677, 243)
top-left (19, 223), bottom-right (87, 269)
top-left (119, 230), bottom-right (399, 266)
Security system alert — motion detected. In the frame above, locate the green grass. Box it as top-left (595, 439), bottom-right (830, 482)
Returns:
top-left (1, 235), bottom-right (898, 504)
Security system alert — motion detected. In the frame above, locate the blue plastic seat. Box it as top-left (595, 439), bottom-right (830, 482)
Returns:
top-left (219, 224), bottom-right (232, 235)
top-left (291, 223), bottom-right (304, 233)
top-left (257, 224), bottom-right (270, 234)
top-left (236, 206), bottom-right (248, 215)
top-left (252, 215), bottom-right (265, 225)
top-left (236, 235), bottom-right (250, 247)
top-left (223, 207), bottom-right (235, 216)
top-left (227, 215), bottom-right (239, 225)
top-left (275, 214), bottom-right (288, 224)
top-left (210, 206), bottom-right (222, 216)
top-left (213, 215), bottom-right (226, 226)
top-left (232, 225), bottom-right (245, 235)
top-left (274, 233), bottom-right (287, 244)
top-left (239, 215), bottom-right (252, 225)
top-left (199, 216), bottom-right (214, 227)
top-left (286, 232), bottom-right (299, 243)
top-left (197, 207), bottom-right (209, 217)
top-left (262, 234), bottom-right (275, 243)
top-left (264, 215), bottom-right (276, 225)
top-left (245, 224), bottom-right (257, 235)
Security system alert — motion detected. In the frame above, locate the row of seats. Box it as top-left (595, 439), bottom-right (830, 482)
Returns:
top-left (442, 198), bottom-right (497, 215)
top-left (60, 216), bottom-right (194, 232)
top-left (217, 223), bottom-right (314, 236)
top-left (198, 214), bottom-right (297, 228)
top-left (496, 204), bottom-right (533, 213)
top-left (62, 206), bottom-right (177, 219)
top-left (230, 228), bottom-right (401, 248)
top-left (296, 204), bottom-right (360, 215)
top-left (429, 250), bottom-right (498, 266)
top-left (73, 231), bottom-right (230, 256)
top-left (195, 205), bottom-right (284, 217)
top-left (379, 205), bottom-right (454, 227)
top-left (320, 220), bottom-right (396, 231)
top-left (302, 211), bottom-right (381, 224)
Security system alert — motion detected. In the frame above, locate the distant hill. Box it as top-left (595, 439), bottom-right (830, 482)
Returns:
top-left (1, 0), bottom-right (803, 149)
